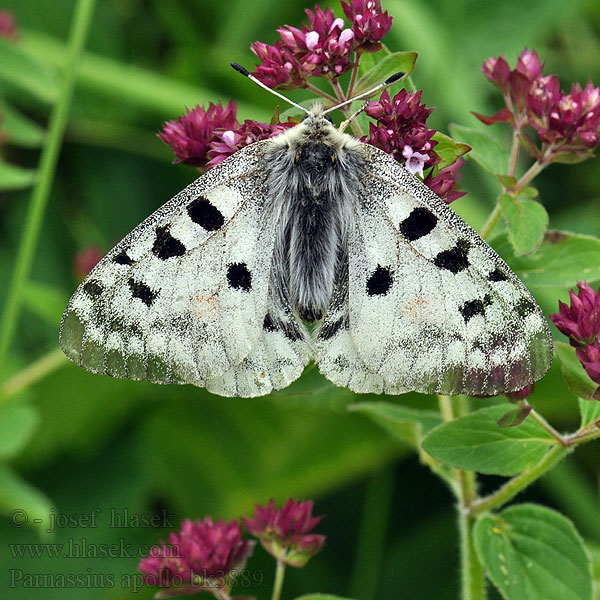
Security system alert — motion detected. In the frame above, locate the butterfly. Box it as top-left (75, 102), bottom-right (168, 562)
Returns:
top-left (60, 66), bottom-right (553, 397)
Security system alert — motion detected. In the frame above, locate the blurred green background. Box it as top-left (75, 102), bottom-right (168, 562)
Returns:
top-left (1, 0), bottom-right (599, 598)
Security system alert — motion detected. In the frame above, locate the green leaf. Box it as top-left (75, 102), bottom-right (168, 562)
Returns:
top-left (499, 193), bottom-right (549, 256)
top-left (474, 503), bottom-right (593, 600)
top-left (0, 159), bottom-right (37, 190)
top-left (0, 99), bottom-right (45, 147)
top-left (518, 133), bottom-right (541, 159)
top-left (22, 280), bottom-right (70, 328)
top-left (496, 174), bottom-right (517, 189)
top-left (296, 596), bottom-right (357, 600)
top-left (349, 401), bottom-right (443, 448)
top-left (421, 404), bottom-right (556, 476)
top-left (518, 186), bottom-right (539, 199)
top-left (0, 405), bottom-right (40, 460)
top-left (497, 404), bottom-right (532, 428)
top-left (552, 150), bottom-right (595, 164)
top-left (431, 131), bottom-right (471, 168)
top-left (555, 342), bottom-right (600, 402)
top-left (448, 124), bottom-right (508, 176)
top-left (0, 464), bottom-right (54, 538)
top-left (353, 52), bottom-right (417, 97)
top-left (0, 37), bottom-right (58, 103)
top-left (578, 399), bottom-right (600, 429)
top-left (489, 230), bottom-right (600, 290)
top-left (587, 541), bottom-right (600, 592)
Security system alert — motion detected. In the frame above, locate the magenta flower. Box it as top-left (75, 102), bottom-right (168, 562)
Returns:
top-left (576, 340), bottom-right (600, 384)
top-left (0, 10), bottom-right (18, 41)
top-left (250, 40), bottom-right (305, 89)
top-left (550, 282), bottom-right (600, 347)
top-left (139, 517), bottom-right (254, 598)
top-left (74, 245), bottom-right (103, 280)
top-left (341, 0), bottom-right (393, 52)
top-left (243, 498), bottom-right (325, 567)
top-left (402, 145), bottom-right (429, 177)
top-left (481, 55), bottom-right (511, 93)
top-left (506, 383), bottom-right (535, 402)
top-left (423, 160), bottom-right (467, 204)
top-left (207, 119), bottom-right (296, 167)
top-left (158, 102), bottom-right (239, 167)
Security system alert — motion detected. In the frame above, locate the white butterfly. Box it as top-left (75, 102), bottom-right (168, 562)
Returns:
top-left (60, 68), bottom-right (553, 397)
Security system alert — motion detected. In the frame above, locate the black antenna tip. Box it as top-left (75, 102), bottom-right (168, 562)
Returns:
top-left (384, 71), bottom-right (405, 85)
top-left (231, 63), bottom-right (250, 77)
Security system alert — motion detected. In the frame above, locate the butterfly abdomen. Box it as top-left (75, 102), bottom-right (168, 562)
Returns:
top-left (267, 116), bottom-right (366, 321)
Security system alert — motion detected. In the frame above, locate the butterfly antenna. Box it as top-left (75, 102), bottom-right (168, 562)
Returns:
top-left (231, 63), bottom-right (310, 115)
top-left (322, 71), bottom-right (405, 117)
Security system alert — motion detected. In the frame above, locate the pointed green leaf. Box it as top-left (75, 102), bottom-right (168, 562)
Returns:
top-left (552, 150), bottom-right (595, 164)
top-left (431, 131), bottom-right (471, 168)
top-left (555, 342), bottom-right (599, 402)
top-left (0, 159), bottom-right (37, 190)
top-left (448, 124), bottom-right (508, 176)
top-left (518, 186), bottom-right (539, 199)
top-left (0, 405), bottom-right (40, 459)
top-left (421, 404), bottom-right (556, 475)
top-left (349, 401), bottom-right (443, 448)
top-left (499, 194), bottom-right (549, 256)
top-left (496, 174), bottom-right (517, 189)
top-left (0, 99), bottom-right (45, 147)
top-left (497, 404), bottom-right (532, 428)
top-left (489, 230), bottom-right (600, 289)
top-left (22, 280), bottom-right (70, 329)
top-left (474, 504), bottom-right (593, 600)
top-left (353, 51), bottom-right (417, 96)
top-left (518, 133), bottom-right (541, 159)
top-left (578, 399), bottom-right (600, 429)
top-left (0, 464), bottom-right (54, 538)
top-left (0, 37), bottom-right (58, 103)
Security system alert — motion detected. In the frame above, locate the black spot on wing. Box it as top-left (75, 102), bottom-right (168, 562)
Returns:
top-left (434, 239), bottom-right (471, 273)
top-left (488, 268), bottom-right (508, 282)
top-left (460, 295), bottom-right (493, 322)
top-left (319, 316), bottom-right (347, 340)
top-left (515, 297), bottom-right (535, 317)
top-left (128, 278), bottom-right (157, 307)
top-left (367, 265), bottom-right (393, 296)
top-left (83, 280), bottom-right (103, 297)
top-left (399, 207), bottom-right (438, 241)
top-left (152, 225), bottom-right (186, 260)
top-left (113, 250), bottom-right (133, 265)
top-left (227, 263), bottom-right (252, 291)
top-left (187, 196), bottom-right (225, 231)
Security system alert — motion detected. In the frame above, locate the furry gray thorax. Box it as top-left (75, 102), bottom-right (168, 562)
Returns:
top-left (265, 114), bottom-right (367, 322)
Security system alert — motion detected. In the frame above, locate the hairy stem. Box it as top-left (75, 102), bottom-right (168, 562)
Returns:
top-left (479, 203), bottom-right (502, 240)
top-left (271, 559), bottom-right (286, 600)
top-left (468, 445), bottom-right (570, 516)
top-left (0, 0), bottom-right (96, 371)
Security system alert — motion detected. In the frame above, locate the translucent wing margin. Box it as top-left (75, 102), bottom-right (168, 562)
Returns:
top-left (60, 141), bottom-right (310, 393)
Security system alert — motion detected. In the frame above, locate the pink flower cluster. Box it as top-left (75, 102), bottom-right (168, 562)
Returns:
top-left (158, 102), bottom-right (296, 168)
top-left (243, 498), bottom-right (325, 567)
top-left (365, 89), bottom-right (466, 203)
top-left (139, 499), bottom-right (325, 598)
top-left (139, 517), bottom-right (254, 598)
top-left (0, 10), bottom-right (18, 41)
top-left (251, 1), bottom-right (393, 87)
top-left (550, 282), bottom-right (600, 385)
top-left (479, 49), bottom-right (600, 159)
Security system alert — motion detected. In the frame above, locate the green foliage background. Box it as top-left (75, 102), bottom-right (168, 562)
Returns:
top-left (0, 0), bottom-right (599, 598)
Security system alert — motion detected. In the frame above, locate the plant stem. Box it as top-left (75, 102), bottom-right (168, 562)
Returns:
top-left (479, 203), bottom-right (502, 240)
top-left (347, 53), bottom-right (361, 98)
top-left (271, 559), bottom-right (286, 600)
top-left (527, 408), bottom-right (567, 445)
top-left (331, 78), bottom-right (347, 103)
top-left (468, 445), bottom-right (570, 516)
top-left (459, 500), bottom-right (486, 600)
top-left (349, 467), bottom-right (394, 600)
top-left (0, 348), bottom-right (66, 402)
top-left (0, 0), bottom-right (96, 372)
top-left (304, 80), bottom-right (339, 105)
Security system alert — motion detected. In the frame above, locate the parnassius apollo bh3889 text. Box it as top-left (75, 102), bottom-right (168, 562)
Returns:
top-left (60, 68), bottom-right (553, 397)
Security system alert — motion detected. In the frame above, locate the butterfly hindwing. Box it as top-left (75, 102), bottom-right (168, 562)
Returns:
top-left (322, 144), bottom-right (552, 396)
top-left (60, 140), bottom-right (310, 389)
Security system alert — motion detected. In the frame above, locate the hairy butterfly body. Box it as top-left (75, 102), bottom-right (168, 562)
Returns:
top-left (60, 102), bottom-right (553, 397)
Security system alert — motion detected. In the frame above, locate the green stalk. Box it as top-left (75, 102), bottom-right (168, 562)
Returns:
top-left (271, 559), bottom-right (286, 600)
top-left (479, 203), bottom-right (502, 240)
top-left (459, 505), bottom-right (486, 600)
top-left (349, 467), bottom-right (394, 600)
top-left (0, 0), bottom-right (96, 371)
